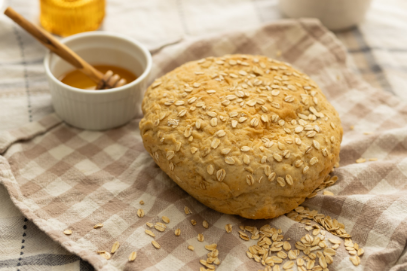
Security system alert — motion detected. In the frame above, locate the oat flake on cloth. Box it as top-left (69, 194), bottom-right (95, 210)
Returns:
top-left (0, 19), bottom-right (406, 271)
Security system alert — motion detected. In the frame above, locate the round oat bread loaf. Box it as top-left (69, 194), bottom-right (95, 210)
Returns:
top-left (139, 54), bottom-right (342, 219)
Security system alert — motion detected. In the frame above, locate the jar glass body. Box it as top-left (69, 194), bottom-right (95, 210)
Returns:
top-left (40, 0), bottom-right (105, 36)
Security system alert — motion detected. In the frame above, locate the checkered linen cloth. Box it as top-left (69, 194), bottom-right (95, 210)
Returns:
top-left (1, 19), bottom-right (407, 271)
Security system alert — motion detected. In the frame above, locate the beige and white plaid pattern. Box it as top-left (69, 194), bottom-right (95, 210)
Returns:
top-left (1, 19), bottom-right (407, 271)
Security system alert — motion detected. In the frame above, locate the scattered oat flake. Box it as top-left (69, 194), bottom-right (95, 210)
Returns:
top-left (324, 248), bottom-right (336, 256)
top-left (288, 250), bottom-right (297, 260)
top-left (239, 231), bottom-right (250, 241)
top-left (154, 222), bottom-right (166, 232)
top-left (63, 229), bottom-right (72, 235)
top-left (306, 259), bottom-right (315, 269)
top-left (328, 238), bottom-right (341, 244)
top-left (200, 259), bottom-right (216, 270)
top-left (98, 251), bottom-right (111, 260)
top-left (350, 255), bottom-right (360, 266)
top-left (162, 216), bottom-right (170, 224)
top-left (184, 206), bottom-right (192, 215)
top-left (205, 244), bottom-right (217, 251)
top-left (128, 251), bottom-right (137, 262)
top-left (283, 260), bottom-right (294, 269)
top-left (369, 158), bottom-right (378, 161)
top-left (137, 209), bottom-right (145, 218)
top-left (139, 200), bottom-right (144, 205)
top-left (174, 228), bottom-right (181, 236)
top-left (225, 224), bottom-right (232, 233)
top-left (323, 191), bottom-right (334, 196)
top-left (313, 228), bottom-right (321, 236)
top-left (277, 251), bottom-right (287, 259)
top-left (203, 220), bottom-right (209, 229)
top-left (198, 233), bottom-right (204, 242)
top-left (271, 256), bottom-right (283, 264)
top-left (146, 222), bottom-right (153, 228)
top-left (145, 229), bottom-right (155, 238)
top-left (152, 240), bottom-right (161, 249)
top-left (152, 81), bottom-right (162, 88)
top-left (332, 244), bottom-right (340, 250)
top-left (188, 245), bottom-right (194, 251)
top-left (111, 241), bottom-right (120, 254)
top-left (93, 223), bottom-right (103, 229)
top-left (191, 219), bottom-right (197, 226)
top-left (356, 158), bottom-right (366, 163)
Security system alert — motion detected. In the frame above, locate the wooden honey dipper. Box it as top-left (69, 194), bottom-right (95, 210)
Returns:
top-left (4, 7), bottom-right (126, 90)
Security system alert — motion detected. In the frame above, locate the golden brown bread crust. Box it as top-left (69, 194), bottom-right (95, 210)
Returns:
top-left (140, 55), bottom-right (342, 219)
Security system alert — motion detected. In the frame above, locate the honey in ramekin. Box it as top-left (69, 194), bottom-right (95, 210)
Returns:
top-left (59, 64), bottom-right (137, 90)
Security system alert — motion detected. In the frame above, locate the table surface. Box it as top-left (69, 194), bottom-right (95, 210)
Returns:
top-left (0, 0), bottom-right (406, 270)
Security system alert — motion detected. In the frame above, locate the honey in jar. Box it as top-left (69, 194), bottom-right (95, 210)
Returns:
top-left (40, 0), bottom-right (105, 37)
top-left (59, 65), bottom-right (137, 90)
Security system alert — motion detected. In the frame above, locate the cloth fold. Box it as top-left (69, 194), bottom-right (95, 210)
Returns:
top-left (1, 19), bottom-right (407, 271)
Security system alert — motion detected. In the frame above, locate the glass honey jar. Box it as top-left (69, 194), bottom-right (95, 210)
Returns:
top-left (40, 0), bottom-right (105, 37)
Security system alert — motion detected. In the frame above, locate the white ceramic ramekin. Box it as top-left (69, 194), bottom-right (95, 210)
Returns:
top-left (279, 0), bottom-right (372, 31)
top-left (44, 32), bottom-right (152, 130)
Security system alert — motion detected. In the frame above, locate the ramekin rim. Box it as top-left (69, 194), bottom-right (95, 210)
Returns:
top-left (43, 31), bottom-right (152, 95)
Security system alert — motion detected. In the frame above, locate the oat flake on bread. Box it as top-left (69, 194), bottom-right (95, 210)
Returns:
top-left (140, 54), bottom-right (342, 219)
